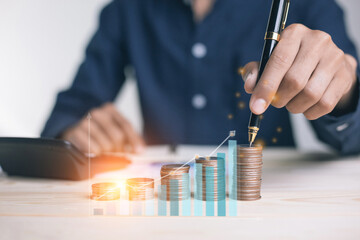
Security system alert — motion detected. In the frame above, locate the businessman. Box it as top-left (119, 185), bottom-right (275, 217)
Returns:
top-left (42, 0), bottom-right (360, 155)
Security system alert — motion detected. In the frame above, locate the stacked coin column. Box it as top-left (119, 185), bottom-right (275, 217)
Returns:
top-left (91, 182), bottom-right (120, 215)
top-left (195, 156), bottom-right (226, 202)
top-left (195, 156), bottom-right (226, 216)
top-left (160, 164), bottom-right (190, 216)
top-left (126, 178), bottom-right (155, 216)
top-left (237, 145), bottom-right (263, 201)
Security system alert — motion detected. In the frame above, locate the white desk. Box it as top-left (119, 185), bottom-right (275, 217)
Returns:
top-left (0, 147), bottom-right (360, 240)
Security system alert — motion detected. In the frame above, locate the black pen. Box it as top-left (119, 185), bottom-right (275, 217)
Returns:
top-left (248, 0), bottom-right (290, 146)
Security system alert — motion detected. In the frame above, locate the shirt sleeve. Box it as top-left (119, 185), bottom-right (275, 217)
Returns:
top-left (300, 0), bottom-right (360, 155)
top-left (41, 0), bottom-right (127, 138)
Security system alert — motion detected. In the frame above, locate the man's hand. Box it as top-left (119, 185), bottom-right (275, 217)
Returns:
top-left (61, 103), bottom-right (145, 155)
top-left (241, 24), bottom-right (358, 120)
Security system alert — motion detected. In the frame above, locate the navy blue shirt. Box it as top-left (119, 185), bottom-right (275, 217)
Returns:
top-left (42, 0), bottom-right (360, 155)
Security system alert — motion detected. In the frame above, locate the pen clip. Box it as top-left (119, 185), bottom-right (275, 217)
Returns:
top-left (281, 0), bottom-right (290, 32)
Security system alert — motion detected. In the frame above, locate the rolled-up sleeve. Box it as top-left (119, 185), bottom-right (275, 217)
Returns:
top-left (41, 0), bottom-right (127, 138)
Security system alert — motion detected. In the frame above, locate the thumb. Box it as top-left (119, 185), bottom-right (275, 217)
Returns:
top-left (239, 61), bottom-right (259, 94)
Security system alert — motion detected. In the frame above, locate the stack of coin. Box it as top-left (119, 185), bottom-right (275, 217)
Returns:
top-left (236, 145), bottom-right (263, 201)
top-left (160, 164), bottom-right (190, 201)
top-left (126, 178), bottom-right (155, 201)
top-left (195, 156), bottom-right (226, 201)
top-left (91, 182), bottom-right (120, 201)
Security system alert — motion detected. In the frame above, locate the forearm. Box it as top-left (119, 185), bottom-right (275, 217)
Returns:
top-left (41, 88), bottom-right (105, 138)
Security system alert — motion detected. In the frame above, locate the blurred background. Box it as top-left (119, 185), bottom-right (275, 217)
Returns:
top-left (0, 0), bottom-right (359, 151)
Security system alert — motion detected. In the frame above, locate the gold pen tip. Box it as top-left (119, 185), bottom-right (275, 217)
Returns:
top-left (248, 127), bottom-right (259, 145)
top-left (248, 133), bottom-right (257, 145)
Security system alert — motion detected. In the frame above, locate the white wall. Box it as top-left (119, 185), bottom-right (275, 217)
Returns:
top-left (0, 0), bottom-right (359, 150)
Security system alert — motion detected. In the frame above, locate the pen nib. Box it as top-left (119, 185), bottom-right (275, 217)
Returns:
top-left (248, 127), bottom-right (259, 146)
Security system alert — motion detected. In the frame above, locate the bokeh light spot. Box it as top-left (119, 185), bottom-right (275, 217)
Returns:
top-left (238, 67), bottom-right (245, 76)
top-left (238, 101), bottom-right (246, 110)
top-left (254, 138), bottom-right (266, 148)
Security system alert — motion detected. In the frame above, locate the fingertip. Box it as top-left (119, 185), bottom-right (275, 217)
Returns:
top-left (244, 87), bottom-right (252, 94)
top-left (126, 134), bottom-right (145, 154)
top-left (135, 138), bottom-right (146, 153)
top-left (89, 140), bottom-right (102, 155)
top-left (135, 145), bottom-right (145, 154)
top-left (244, 81), bottom-right (254, 94)
top-left (250, 98), bottom-right (267, 115)
top-left (91, 147), bottom-right (101, 156)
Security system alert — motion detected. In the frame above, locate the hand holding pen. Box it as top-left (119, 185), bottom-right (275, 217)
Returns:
top-left (243, 0), bottom-right (358, 145)
top-left (243, 24), bottom-right (357, 118)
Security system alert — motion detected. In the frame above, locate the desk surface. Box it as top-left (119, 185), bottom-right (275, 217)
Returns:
top-left (0, 147), bottom-right (360, 240)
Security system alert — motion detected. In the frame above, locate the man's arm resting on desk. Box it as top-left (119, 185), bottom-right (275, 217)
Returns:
top-left (41, 1), bottom-right (144, 154)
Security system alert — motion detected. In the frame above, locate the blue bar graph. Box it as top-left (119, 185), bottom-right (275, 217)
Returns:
top-left (182, 172), bottom-right (191, 216)
top-left (194, 163), bottom-right (203, 216)
top-left (170, 179), bottom-right (179, 216)
top-left (206, 166), bottom-right (214, 216)
top-left (217, 153), bottom-right (226, 216)
top-left (228, 140), bottom-right (237, 216)
top-left (120, 138), bottom-right (244, 217)
top-left (158, 185), bottom-right (167, 216)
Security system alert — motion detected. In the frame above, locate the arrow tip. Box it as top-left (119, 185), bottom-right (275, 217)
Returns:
top-left (87, 113), bottom-right (92, 119)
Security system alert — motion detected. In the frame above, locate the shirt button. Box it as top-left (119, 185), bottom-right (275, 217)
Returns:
top-left (192, 43), bottom-right (207, 58)
top-left (336, 123), bottom-right (349, 132)
top-left (192, 94), bottom-right (207, 109)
